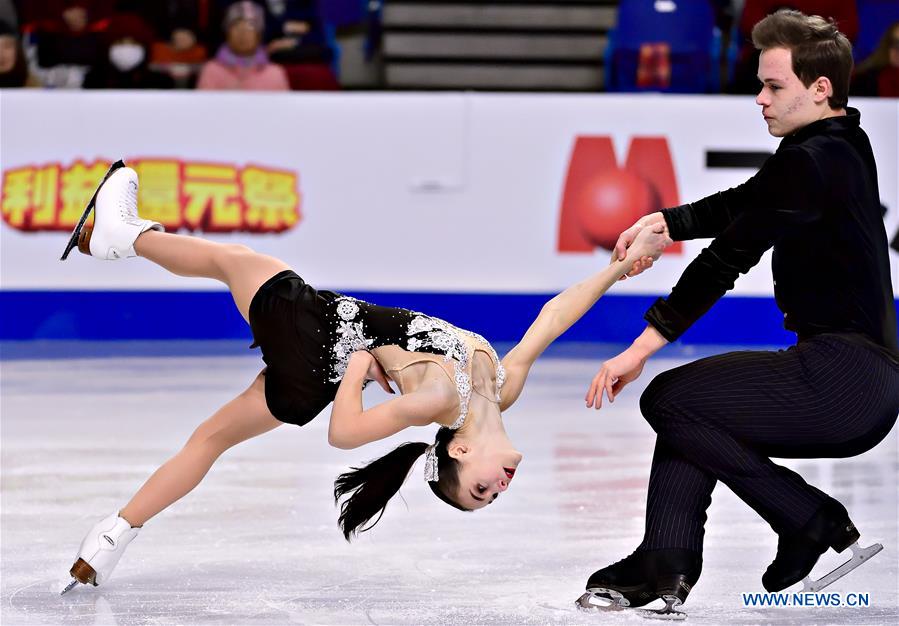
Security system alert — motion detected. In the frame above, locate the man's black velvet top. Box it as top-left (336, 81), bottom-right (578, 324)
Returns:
top-left (645, 108), bottom-right (898, 359)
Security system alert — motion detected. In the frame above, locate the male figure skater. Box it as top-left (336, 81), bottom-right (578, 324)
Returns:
top-left (578, 9), bottom-right (899, 618)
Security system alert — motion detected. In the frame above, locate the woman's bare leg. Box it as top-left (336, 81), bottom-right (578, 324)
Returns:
top-left (133, 230), bottom-right (289, 322)
top-left (119, 371), bottom-right (281, 527)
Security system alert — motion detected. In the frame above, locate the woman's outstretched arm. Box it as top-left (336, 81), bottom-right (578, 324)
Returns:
top-left (499, 226), bottom-right (670, 410)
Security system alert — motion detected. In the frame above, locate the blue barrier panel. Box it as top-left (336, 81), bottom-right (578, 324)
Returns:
top-left (0, 290), bottom-right (825, 346)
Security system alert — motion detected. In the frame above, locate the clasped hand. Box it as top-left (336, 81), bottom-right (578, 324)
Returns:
top-left (348, 350), bottom-right (394, 394)
top-left (613, 214), bottom-right (672, 280)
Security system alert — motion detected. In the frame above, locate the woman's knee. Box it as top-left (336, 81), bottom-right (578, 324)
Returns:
top-left (216, 243), bottom-right (256, 267)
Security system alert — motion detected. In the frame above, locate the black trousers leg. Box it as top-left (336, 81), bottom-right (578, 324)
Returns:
top-left (638, 335), bottom-right (899, 552)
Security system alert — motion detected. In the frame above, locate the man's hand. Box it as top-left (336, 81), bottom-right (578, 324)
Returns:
top-left (585, 347), bottom-right (646, 409)
top-left (348, 350), bottom-right (394, 395)
top-left (613, 212), bottom-right (669, 280)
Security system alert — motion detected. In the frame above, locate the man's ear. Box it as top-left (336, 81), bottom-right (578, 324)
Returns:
top-left (811, 76), bottom-right (833, 104)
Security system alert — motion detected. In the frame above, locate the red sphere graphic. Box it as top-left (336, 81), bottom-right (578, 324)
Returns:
top-left (575, 167), bottom-right (658, 250)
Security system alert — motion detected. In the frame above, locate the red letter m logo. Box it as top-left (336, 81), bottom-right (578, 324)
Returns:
top-left (558, 136), bottom-right (682, 254)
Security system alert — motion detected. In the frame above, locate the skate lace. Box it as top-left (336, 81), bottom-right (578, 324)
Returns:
top-left (119, 183), bottom-right (141, 224)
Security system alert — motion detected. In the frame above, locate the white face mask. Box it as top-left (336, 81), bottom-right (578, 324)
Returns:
top-left (109, 43), bottom-right (145, 72)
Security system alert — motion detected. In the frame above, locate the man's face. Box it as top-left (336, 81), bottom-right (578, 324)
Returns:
top-left (755, 47), bottom-right (824, 137)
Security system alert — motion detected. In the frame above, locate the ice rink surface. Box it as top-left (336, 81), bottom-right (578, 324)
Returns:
top-left (2, 352), bottom-right (897, 625)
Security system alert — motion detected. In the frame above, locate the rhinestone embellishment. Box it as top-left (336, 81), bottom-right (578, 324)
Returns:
top-left (329, 297), bottom-right (373, 382)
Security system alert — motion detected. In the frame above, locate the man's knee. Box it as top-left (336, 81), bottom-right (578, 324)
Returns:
top-left (640, 370), bottom-right (680, 431)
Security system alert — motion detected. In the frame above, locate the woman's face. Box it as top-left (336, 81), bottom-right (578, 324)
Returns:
top-left (226, 20), bottom-right (260, 57)
top-left (0, 36), bottom-right (17, 73)
top-left (449, 442), bottom-right (522, 510)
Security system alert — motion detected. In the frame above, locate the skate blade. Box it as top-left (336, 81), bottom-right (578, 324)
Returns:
top-left (801, 541), bottom-right (883, 593)
top-left (60, 578), bottom-right (79, 596)
top-left (575, 590), bottom-right (627, 613)
top-left (636, 595), bottom-right (687, 621)
top-left (60, 159), bottom-right (126, 260)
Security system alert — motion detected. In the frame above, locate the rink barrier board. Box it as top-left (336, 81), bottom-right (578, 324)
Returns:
top-left (0, 289), bottom-right (817, 346)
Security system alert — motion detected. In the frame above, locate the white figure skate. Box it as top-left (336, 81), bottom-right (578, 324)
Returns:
top-left (61, 513), bottom-right (140, 594)
top-left (60, 160), bottom-right (163, 261)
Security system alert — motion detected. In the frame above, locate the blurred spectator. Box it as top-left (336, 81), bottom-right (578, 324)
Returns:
top-left (261, 0), bottom-right (334, 65)
top-left (0, 20), bottom-right (39, 86)
top-left (124, 0), bottom-right (211, 87)
top-left (729, 1), bottom-right (859, 93)
top-left (852, 22), bottom-right (899, 97)
top-left (1, 0), bottom-right (17, 30)
top-left (83, 12), bottom-right (173, 89)
top-left (139, 0), bottom-right (212, 44)
top-left (32, 1), bottom-right (109, 87)
top-left (15, 0), bottom-right (115, 26)
top-left (197, 1), bottom-right (289, 90)
top-left (140, 0), bottom-right (210, 88)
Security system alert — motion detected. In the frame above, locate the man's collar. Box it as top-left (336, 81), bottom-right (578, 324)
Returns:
top-left (781, 107), bottom-right (860, 146)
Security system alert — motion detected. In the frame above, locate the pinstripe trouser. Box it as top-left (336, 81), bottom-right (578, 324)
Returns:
top-left (637, 333), bottom-right (899, 553)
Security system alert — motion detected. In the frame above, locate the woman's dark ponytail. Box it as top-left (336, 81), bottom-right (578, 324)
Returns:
top-left (335, 428), bottom-right (471, 541)
top-left (334, 442), bottom-right (429, 541)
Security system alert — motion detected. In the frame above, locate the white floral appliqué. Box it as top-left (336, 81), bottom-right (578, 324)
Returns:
top-left (404, 313), bottom-right (504, 429)
top-left (329, 297), bottom-right (373, 382)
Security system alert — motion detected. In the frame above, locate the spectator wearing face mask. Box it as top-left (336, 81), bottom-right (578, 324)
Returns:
top-left (0, 20), bottom-right (40, 87)
top-left (83, 13), bottom-right (173, 89)
top-left (197, 1), bottom-right (288, 91)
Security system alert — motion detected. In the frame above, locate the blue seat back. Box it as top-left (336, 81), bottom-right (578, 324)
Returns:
top-left (609, 0), bottom-right (718, 93)
top-left (856, 0), bottom-right (899, 60)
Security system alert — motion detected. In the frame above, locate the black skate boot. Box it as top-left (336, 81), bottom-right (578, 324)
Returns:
top-left (762, 498), bottom-right (878, 593)
top-left (647, 548), bottom-right (703, 619)
top-left (580, 549), bottom-right (658, 609)
top-left (577, 548), bottom-right (701, 620)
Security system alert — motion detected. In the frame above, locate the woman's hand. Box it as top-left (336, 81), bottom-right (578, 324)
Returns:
top-left (629, 222), bottom-right (671, 262)
top-left (348, 350), bottom-right (394, 394)
top-left (585, 346), bottom-right (646, 409)
top-left (612, 213), bottom-right (671, 280)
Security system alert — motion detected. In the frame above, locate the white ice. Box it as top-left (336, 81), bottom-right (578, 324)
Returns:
top-left (2, 353), bottom-right (897, 625)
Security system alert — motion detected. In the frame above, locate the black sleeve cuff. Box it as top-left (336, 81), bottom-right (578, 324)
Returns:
top-left (644, 297), bottom-right (691, 343)
top-left (660, 205), bottom-right (692, 241)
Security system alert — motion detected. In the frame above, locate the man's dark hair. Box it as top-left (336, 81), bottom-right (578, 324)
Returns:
top-left (752, 9), bottom-right (853, 109)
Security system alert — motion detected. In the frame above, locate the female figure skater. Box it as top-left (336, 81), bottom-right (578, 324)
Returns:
top-left (61, 163), bottom-right (668, 593)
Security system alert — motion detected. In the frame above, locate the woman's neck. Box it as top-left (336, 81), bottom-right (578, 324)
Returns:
top-left (456, 398), bottom-right (510, 445)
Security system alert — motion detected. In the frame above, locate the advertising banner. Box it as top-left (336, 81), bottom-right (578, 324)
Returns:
top-left (1, 91), bottom-right (896, 343)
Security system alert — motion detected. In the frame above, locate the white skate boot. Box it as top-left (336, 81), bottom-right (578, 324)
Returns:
top-left (61, 513), bottom-right (141, 594)
top-left (61, 161), bottom-right (163, 261)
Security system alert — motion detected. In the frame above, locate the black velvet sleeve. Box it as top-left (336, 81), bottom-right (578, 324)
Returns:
top-left (661, 175), bottom-right (759, 241)
top-left (645, 148), bottom-right (823, 342)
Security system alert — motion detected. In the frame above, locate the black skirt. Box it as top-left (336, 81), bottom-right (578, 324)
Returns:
top-left (248, 270), bottom-right (341, 426)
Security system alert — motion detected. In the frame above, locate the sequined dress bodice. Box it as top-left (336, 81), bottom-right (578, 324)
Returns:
top-left (325, 297), bottom-right (506, 429)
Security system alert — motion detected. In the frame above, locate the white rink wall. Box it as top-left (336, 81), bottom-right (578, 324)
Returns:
top-left (1, 91), bottom-right (896, 295)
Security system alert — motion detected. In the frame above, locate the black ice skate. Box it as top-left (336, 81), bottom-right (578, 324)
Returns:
top-left (576, 548), bottom-right (701, 620)
top-left (60, 160), bottom-right (126, 260)
top-left (762, 498), bottom-right (883, 593)
top-left (577, 550), bottom-right (658, 611)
